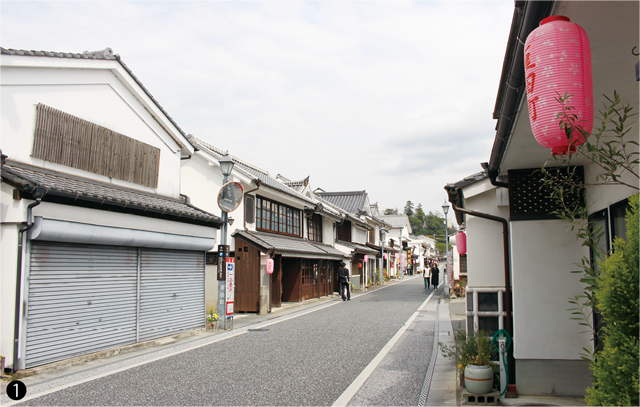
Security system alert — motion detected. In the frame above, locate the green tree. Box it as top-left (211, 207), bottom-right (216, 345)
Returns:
top-left (415, 204), bottom-right (426, 225)
top-left (586, 194), bottom-right (639, 406)
top-left (404, 201), bottom-right (414, 217)
top-left (384, 208), bottom-right (398, 215)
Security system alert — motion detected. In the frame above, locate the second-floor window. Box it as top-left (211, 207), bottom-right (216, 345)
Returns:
top-left (337, 220), bottom-right (352, 242)
top-left (308, 214), bottom-right (323, 242)
top-left (256, 196), bottom-right (301, 237)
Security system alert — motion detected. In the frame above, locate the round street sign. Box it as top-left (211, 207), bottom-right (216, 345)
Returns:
top-left (218, 181), bottom-right (243, 212)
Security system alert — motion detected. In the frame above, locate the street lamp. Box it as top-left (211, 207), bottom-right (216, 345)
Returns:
top-left (442, 201), bottom-right (450, 296)
top-left (219, 153), bottom-right (235, 247)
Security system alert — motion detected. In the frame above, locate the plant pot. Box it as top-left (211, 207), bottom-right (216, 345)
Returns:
top-left (206, 321), bottom-right (218, 331)
top-left (464, 365), bottom-right (493, 394)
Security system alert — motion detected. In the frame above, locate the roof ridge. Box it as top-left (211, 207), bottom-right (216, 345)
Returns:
top-left (188, 135), bottom-right (269, 176)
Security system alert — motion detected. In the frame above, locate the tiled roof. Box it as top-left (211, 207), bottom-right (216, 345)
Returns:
top-left (336, 240), bottom-right (379, 255)
top-left (233, 230), bottom-right (347, 259)
top-left (2, 160), bottom-right (221, 227)
top-left (378, 214), bottom-right (410, 229)
top-left (188, 135), bottom-right (316, 205)
top-left (317, 191), bottom-right (367, 215)
top-left (1, 47), bottom-right (188, 140)
top-left (445, 171), bottom-right (487, 191)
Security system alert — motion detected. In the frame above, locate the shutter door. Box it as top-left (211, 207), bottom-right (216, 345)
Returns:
top-left (138, 249), bottom-right (205, 341)
top-left (26, 242), bottom-right (138, 368)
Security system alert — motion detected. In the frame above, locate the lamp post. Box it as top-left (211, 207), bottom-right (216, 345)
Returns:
top-left (442, 201), bottom-right (450, 296)
top-left (218, 153), bottom-right (235, 330)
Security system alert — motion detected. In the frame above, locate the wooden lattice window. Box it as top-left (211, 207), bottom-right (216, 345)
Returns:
top-left (308, 214), bottom-right (323, 242)
top-left (255, 196), bottom-right (301, 237)
top-left (508, 167), bottom-right (584, 221)
top-left (302, 259), bottom-right (314, 286)
top-left (32, 104), bottom-right (160, 188)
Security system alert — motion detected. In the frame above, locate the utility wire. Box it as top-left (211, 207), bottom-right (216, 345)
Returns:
top-left (3, 0), bottom-right (238, 42)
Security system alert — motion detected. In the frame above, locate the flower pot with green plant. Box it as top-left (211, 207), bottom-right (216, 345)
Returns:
top-left (440, 328), bottom-right (495, 394)
top-left (206, 308), bottom-right (219, 331)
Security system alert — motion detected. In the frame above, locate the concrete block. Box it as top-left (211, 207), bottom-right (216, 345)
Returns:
top-left (461, 390), bottom-right (500, 406)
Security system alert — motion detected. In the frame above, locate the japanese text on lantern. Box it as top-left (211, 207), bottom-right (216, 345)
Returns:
top-left (524, 45), bottom-right (538, 123)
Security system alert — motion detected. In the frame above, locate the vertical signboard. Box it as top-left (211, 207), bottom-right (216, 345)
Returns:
top-left (225, 258), bottom-right (235, 317)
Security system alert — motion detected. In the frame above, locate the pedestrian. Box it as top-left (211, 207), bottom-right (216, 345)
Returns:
top-left (338, 261), bottom-right (351, 301)
top-left (431, 264), bottom-right (440, 288)
top-left (422, 266), bottom-right (431, 289)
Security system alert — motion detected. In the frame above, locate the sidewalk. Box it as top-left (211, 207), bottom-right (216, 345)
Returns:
top-left (444, 294), bottom-right (587, 407)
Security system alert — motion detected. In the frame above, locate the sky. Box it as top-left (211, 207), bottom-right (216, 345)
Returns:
top-left (1, 0), bottom-right (514, 219)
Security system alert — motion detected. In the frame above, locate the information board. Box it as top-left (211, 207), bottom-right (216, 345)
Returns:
top-left (225, 258), bottom-right (235, 317)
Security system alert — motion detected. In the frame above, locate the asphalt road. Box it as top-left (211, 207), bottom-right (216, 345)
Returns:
top-left (16, 276), bottom-right (440, 406)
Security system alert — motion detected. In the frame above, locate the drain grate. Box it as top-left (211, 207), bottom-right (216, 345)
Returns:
top-left (248, 328), bottom-right (268, 331)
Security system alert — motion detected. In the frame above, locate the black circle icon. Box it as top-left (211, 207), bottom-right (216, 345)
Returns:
top-left (6, 380), bottom-right (27, 401)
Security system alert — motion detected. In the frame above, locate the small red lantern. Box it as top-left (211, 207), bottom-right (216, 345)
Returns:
top-left (266, 258), bottom-right (274, 275)
top-left (364, 255), bottom-right (369, 263)
top-left (456, 231), bottom-right (467, 256)
top-left (524, 15), bottom-right (593, 155)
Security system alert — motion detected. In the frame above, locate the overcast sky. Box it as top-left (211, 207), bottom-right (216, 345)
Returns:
top-left (1, 0), bottom-right (514, 219)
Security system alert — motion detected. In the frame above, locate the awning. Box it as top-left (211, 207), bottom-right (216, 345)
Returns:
top-left (233, 230), bottom-right (348, 260)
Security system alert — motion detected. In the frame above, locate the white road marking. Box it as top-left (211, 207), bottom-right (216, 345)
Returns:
top-left (4, 277), bottom-right (418, 405)
top-left (332, 288), bottom-right (436, 407)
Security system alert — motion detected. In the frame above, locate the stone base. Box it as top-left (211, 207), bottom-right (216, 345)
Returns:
top-left (461, 389), bottom-right (500, 406)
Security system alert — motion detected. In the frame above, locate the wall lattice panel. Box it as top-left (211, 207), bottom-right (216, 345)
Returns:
top-left (508, 167), bottom-right (584, 220)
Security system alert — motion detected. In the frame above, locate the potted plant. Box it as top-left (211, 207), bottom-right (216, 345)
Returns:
top-left (206, 308), bottom-right (218, 331)
top-left (440, 328), bottom-right (495, 394)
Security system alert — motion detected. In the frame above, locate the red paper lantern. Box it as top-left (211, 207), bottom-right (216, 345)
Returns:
top-left (524, 15), bottom-right (593, 155)
top-left (364, 255), bottom-right (369, 262)
top-left (266, 258), bottom-right (274, 275)
top-left (456, 231), bottom-right (467, 256)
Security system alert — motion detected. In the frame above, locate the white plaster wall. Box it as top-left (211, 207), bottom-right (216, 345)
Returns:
top-left (510, 219), bottom-right (590, 359)
top-left (1, 66), bottom-right (184, 198)
top-left (463, 187), bottom-right (510, 288)
top-left (322, 217), bottom-right (334, 246)
top-left (180, 155), bottom-right (254, 252)
top-left (353, 226), bottom-right (367, 245)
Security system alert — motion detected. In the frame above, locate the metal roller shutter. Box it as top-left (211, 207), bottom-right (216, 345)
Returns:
top-left (138, 249), bottom-right (205, 341)
top-left (26, 242), bottom-right (138, 368)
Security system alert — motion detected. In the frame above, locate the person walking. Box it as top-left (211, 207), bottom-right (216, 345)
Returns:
top-left (431, 264), bottom-right (440, 289)
top-left (338, 261), bottom-right (351, 301)
top-left (422, 266), bottom-right (431, 289)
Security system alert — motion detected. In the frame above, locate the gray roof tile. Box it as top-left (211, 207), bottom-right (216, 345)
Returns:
top-left (233, 230), bottom-right (347, 259)
top-left (378, 215), bottom-right (410, 229)
top-left (2, 160), bottom-right (221, 227)
top-left (317, 191), bottom-right (367, 215)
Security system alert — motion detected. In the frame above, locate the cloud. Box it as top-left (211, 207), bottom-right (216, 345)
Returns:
top-left (1, 0), bottom-right (514, 215)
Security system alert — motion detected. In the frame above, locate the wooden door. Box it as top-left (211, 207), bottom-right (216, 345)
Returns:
top-left (234, 238), bottom-right (260, 312)
top-left (270, 255), bottom-right (282, 308)
top-left (318, 260), bottom-right (327, 297)
top-left (281, 258), bottom-right (301, 302)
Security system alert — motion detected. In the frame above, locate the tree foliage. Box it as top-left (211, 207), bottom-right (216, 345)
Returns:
top-left (586, 194), bottom-right (639, 406)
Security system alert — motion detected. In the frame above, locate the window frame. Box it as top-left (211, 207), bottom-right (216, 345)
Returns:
top-left (308, 214), bottom-right (323, 243)
top-left (255, 195), bottom-right (302, 237)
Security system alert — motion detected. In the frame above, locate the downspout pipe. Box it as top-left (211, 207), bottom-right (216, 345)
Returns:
top-left (13, 187), bottom-right (45, 372)
top-left (481, 162), bottom-right (509, 189)
top-left (450, 203), bottom-right (512, 335)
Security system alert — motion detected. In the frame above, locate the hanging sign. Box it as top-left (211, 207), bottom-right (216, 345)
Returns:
top-left (225, 258), bottom-right (235, 317)
top-left (218, 182), bottom-right (244, 213)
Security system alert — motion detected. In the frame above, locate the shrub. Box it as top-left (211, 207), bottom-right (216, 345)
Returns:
top-left (586, 194), bottom-right (639, 406)
top-left (440, 328), bottom-right (494, 371)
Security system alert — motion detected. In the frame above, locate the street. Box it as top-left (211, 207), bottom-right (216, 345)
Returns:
top-left (13, 276), bottom-right (443, 406)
